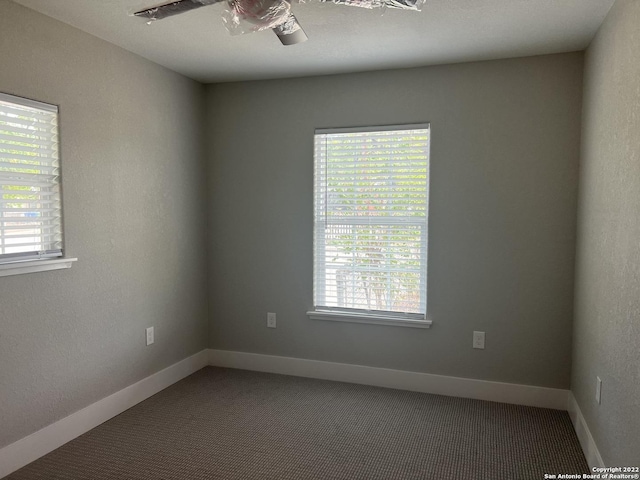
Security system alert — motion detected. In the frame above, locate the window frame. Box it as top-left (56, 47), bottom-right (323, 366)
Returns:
top-left (308, 123), bottom-right (432, 328)
top-left (0, 92), bottom-right (75, 277)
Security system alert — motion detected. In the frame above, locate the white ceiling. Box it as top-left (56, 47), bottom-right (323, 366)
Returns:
top-left (12, 0), bottom-right (614, 83)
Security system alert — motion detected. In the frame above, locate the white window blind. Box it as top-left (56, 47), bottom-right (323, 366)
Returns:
top-left (313, 124), bottom-right (430, 319)
top-left (0, 93), bottom-right (63, 263)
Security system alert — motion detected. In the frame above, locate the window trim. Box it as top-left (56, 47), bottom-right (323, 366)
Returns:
top-left (311, 123), bottom-right (431, 327)
top-left (0, 92), bottom-right (71, 275)
top-left (307, 309), bottom-right (432, 328)
top-left (0, 256), bottom-right (76, 278)
top-left (316, 123), bottom-right (430, 135)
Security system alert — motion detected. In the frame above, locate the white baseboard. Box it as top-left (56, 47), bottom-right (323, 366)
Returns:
top-left (208, 349), bottom-right (569, 410)
top-left (0, 349), bottom-right (209, 479)
top-left (567, 392), bottom-right (605, 468)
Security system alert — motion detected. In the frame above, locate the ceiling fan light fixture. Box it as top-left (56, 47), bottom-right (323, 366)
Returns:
top-left (274, 26), bottom-right (308, 45)
top-left (222, 0), bottom-right (292, 34)
top-left (273, 13), bottom-right (308, 45)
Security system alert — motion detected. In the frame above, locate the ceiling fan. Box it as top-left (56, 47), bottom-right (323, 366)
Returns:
top-left (134, 0), bottom-right (424, 46)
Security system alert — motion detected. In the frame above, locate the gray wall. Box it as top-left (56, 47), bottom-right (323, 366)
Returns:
top-left (573, 0), bottom-right (640, 465)
top-left (206, 53), bottom-right (583, 389)
top-left (0, 1), bottom-right (209, 448)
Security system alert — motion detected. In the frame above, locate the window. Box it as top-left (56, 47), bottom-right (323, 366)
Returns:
top-left (309, 124), bottom-right (431, 328)
top-left (0, 93), bottom-right (72, 276)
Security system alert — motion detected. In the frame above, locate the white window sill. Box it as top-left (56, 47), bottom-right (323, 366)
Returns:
top-left (307, 310), bottom-right (432, 329)
top-left (0, 258), bottom-right (77, 278)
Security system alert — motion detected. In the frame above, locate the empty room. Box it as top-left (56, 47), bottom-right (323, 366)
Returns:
top-left (0, 0), bottom-right (638, 478)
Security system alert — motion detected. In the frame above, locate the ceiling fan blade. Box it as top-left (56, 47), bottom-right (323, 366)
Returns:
top-left (134, 0), bottom-right (221, 21)
top-left (381, 0), bottom-right (424, 11)
top-left (272, 14), bottom-right (308, 45)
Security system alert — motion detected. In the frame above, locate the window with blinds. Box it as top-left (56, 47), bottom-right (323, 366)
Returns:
top-left (313, 124), bottom-right (430, 320)
top-left (0, 93), bottom-right (63, 263)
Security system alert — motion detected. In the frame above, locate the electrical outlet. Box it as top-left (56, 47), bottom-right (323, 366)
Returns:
top-left (596, 376), bottom-right (602, 404)
top-left (473, 331), bottom-right (485, 349)
top-left (146, 327), bottom-right (154, 346)
top-left (267, 312), bottom-right (276, 328)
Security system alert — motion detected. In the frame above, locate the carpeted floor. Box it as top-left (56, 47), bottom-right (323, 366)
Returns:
top-left (7, 367), bottom-right (588, 480)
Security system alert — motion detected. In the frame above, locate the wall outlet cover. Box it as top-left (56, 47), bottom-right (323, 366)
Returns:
top-left (473, 331), bottom-right (485, 349)
top-left (146, 327), bottom-right (154, 346)
top-left (267, 313), bottom-right (276, 328)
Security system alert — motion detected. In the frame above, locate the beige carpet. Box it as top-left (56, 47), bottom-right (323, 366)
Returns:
top-left (7, 367), bottom-right (588, 479)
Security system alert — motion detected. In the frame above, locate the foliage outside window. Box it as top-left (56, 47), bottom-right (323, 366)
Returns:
top-left (313, 124), bottom-right (430, 320)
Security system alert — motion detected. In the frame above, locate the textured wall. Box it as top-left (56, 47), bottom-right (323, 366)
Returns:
top-left (206, 53), bottom-right (583, 389)
top-left (0, 1), bottom-right (209, 447)
top-left (573, 0), bottom-right (640, 465)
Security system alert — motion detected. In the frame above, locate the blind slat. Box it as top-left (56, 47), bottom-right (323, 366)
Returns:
top-left (0, 105), bottom-right (56, 122)
top-left (0, 132), bottom-right (58, 149)
top-left (0, 163), bottom-right (58, 175)
top-left (0, 142), bottom-right (58, 156)
top-left (0, 200), bottom-right (59, 207)
top-left (0, 172), bottom-right (59, 182)
top-left (0, 240), bottom-right (62, 248)
top-left (0, 152), bottom-right (60, 166)
top-left (0, 122), bottom-right (58, 139)
top-left (0, 224), bottom-right (61, 231)
top-left (5, 232), bottom-right (60, 239)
